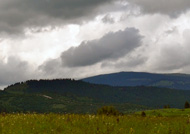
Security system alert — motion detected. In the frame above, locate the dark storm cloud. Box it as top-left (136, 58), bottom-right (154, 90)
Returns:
top-left (127, 0), bottom-right (190, 17)
top-left (60, 28), bottom-right (143, 67)
top-left (0, 0), bottom-right (113, 34)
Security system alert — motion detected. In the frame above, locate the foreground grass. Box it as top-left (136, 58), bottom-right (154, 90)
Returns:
top-left (0, 113), bottom-right (190, 134)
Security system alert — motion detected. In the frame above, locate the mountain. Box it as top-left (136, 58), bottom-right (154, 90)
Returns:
top-left (1, 79), bottom-right (190, 113)
top-left (82, 72), bottom-right (190, 90)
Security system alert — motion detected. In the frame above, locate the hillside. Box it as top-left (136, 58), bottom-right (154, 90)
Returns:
top-left (82, 72), bottom-right (190, 90)
top-left (1, 79), bottom-right (190, 113)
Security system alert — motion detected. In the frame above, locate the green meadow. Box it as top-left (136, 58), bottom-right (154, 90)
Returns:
top-left (135, 108), bottom-right (190, 117)
top-left (1, 109), bottom-right (190, 134)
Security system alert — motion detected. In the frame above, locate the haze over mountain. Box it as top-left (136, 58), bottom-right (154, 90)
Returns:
top-left (82, 72), bottom-right (190, 90)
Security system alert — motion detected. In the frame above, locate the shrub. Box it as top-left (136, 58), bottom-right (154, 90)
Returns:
top-left (141, 111), bottom-right (146, 117)
top-left (164, 105), bottom-right (170, 109)
top-left (97, 106), bottom-right (121, 116)
top-left (184, 101), bottom-right (190, 109)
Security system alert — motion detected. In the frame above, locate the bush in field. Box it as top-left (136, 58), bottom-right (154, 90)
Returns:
top-left (164, 105), bottom-right (170, 109)
top-left (141, 111), bottom-right (146, 117)
top-left (184, 101), bottom-right (190, 108)
top-left (97, 106), bottom-right (121, 116)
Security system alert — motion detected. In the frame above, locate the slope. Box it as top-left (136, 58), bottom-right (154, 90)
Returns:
top-left (0, 79), bottom-right (190, 114)
top-left (82, 72), bottom-right (190, 90)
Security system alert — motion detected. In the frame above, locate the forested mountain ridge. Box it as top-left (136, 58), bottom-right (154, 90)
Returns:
top-left (0, 79), bottom-right (190, 113)
top-left (82, 72), bottom-right (190, 90)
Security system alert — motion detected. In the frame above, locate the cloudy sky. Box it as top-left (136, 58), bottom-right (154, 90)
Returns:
top-left (1, 0), bottom-right (190, 88)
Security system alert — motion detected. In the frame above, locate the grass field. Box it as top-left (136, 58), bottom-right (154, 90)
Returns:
top-left (1, 109), bottom-right (190, 134)
top-left (135, 108), bottom-right (190, 117)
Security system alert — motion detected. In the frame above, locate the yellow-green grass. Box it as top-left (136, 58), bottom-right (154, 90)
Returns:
top-left (0, 113), bottom-right (190, 134)
top-left (135, 108), bottom-right (190, 117)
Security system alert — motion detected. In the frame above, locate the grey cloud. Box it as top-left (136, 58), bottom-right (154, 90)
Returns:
top-left (165, 26), bottom-right (178, 35)
top-left (0, 0), bottom-right (113, 35)
top-left (114, 56), bottom-right (146, 68)
top-left (100, 46), bottom-right (148, 70)
top-left (149, 29), bottom-right (190, 72)
top-left (39, 58), bottom-right (62, 75)
top-left (61, 28), bottom-right (143, 67)
top-left (102, 14), bottom-right (115, 24)
top-left (37, 28), bottom-right (190, 80)
top-left (101, 56), bottom-right (147, 69)
top-left (127, 0), bottom-right (190, 17)
top-left (151, 45), bottom-right (190, 71)
top-left (0, 57), bottom-right (36, 86)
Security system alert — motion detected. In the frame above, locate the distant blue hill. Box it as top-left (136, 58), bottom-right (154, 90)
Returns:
top-left (82, 72), bottom-right (190, 90)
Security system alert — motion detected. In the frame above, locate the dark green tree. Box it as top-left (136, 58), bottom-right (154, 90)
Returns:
top-left (184, 101), bottom-right (190, 108)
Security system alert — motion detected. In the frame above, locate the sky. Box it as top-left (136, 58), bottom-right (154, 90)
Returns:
top-left (1, 0), bottom-right (190, 88)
